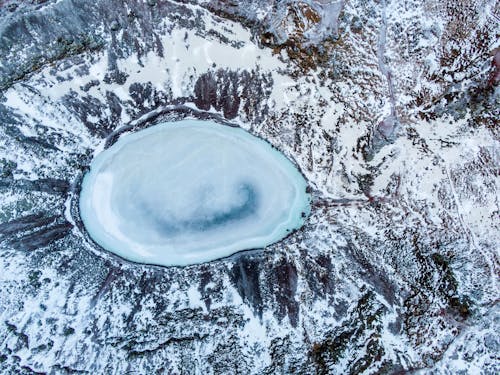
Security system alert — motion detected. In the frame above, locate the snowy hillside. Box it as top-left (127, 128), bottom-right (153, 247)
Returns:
top-left (0, 0), bottom-right (498, 373)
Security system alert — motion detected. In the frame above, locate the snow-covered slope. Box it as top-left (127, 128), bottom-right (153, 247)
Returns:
top-left (0, 0), bottom-right (498, 373)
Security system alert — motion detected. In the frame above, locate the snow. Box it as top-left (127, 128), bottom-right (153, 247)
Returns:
top-left (79, 119), bottom-right (311, 267)
top-left (0, 0), bottom-right (498, 372)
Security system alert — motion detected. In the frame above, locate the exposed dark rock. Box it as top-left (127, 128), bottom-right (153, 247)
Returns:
top-left (309, 291), bottom-right (387, 374)
top-left (64, 93), bottom-right (114, 138)
top-left (270, 258), bottom-right (299, 327)
top-left (193, 69), bottom-right (272, 121)
top-left (6, 221), bottom-right (72, 251)
top-left (303, 254), bottom-right (335, 297)
top-left (230, 256), bottom-right (263, 318)
top-left (0, 213), bottom-right (56, 236)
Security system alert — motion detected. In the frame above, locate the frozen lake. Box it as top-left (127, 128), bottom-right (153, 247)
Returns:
top-left (79, 120), bottom-right (310, 266)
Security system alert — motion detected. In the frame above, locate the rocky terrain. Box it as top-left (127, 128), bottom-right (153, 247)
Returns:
top-left (0, 0), bottom-right (498, 373)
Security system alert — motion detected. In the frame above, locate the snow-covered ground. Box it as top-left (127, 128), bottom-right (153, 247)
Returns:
top-left (0, 0), bottom-right (498, 373)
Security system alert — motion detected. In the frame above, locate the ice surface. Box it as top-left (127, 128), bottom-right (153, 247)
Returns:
top-left (79, 120), bottom-right (310, 266)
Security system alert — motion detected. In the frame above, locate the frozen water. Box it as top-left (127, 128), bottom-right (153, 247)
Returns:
top-left (79, 120), bottom-right (310, 266)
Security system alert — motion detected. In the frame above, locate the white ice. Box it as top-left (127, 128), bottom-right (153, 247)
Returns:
top-left (79, 120), bottom-right (310, 266)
